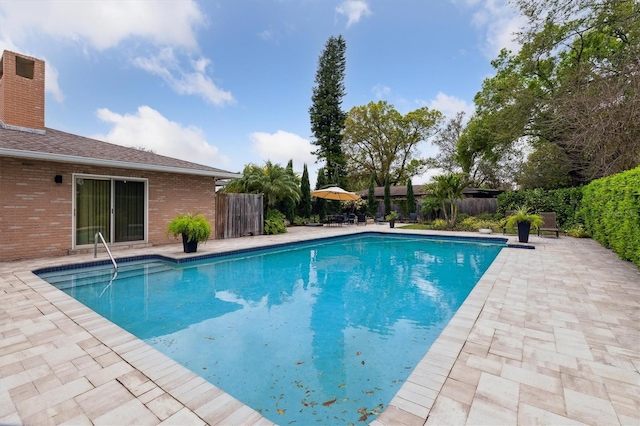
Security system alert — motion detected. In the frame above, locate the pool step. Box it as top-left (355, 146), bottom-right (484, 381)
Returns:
top-left (38, 261), bottom-right (177, 290)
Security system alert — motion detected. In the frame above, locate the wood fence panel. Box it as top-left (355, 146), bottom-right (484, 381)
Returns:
top-left (216, 193), bottom-right (263, 239)
top-left (457, 198), bottom-right (497, 216)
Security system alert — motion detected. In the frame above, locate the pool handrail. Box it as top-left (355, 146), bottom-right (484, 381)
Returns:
top-left (94, 231), bottom-right (118, 272)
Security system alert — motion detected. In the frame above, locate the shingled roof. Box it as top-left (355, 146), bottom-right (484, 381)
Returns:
top-left (0, 126), bottom-right (240, 179)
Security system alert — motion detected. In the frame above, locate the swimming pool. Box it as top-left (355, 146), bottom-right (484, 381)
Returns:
top-left (36, 233), bottom-right (505, 424)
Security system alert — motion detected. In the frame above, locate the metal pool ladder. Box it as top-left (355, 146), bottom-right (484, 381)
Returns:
top-left (94, 232), bottom-right (118, 272)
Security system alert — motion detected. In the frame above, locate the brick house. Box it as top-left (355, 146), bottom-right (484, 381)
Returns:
top-left (0, 50), bottom-right (240, 261)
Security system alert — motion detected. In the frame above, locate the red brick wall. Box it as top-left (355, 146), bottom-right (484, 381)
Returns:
top-left (0, 51), bottom-right (45, 131)
top-left (0, 157), bottom-right (217, 261)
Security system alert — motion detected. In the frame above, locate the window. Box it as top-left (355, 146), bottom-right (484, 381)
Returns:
top-left (74, 175), bottom-right (147, 246)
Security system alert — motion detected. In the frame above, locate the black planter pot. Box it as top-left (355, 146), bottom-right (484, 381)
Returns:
top-left (182, 234), bottom-right (198, 253)
top-left (389, 219), bottom-right (395, 228)
top-left (517, 222), bottom-right (531, 243)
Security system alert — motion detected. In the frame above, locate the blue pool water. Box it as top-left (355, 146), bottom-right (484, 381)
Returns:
top-left (37, 234), bottom-right (504, 424)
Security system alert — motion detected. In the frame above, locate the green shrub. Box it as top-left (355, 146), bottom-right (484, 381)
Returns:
top-left (565, 224), bottom-right (589, 238)
top-left (167, 212), bottom-right (211, 243)
top-left (582, 167), bottom-right (640, 266)
top-left (264, 209), bottom-right (287, 235)
top-left (498, 187), bottom-right (583, 229)
top-left (459, 216), bottom-right (479, 231)
top-left (431, 219), bottom-right (448, 229)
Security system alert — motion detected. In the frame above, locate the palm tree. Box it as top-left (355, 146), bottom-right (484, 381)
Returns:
top-left (225, 161), bottom-right (301, 211)
top-left (427, 173), bottom-right (468, 227)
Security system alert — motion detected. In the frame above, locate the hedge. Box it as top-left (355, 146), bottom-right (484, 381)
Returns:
top-left (497, 187), bottom-right (583, 229)
top-left (581, 167), bottom-right (640, 267)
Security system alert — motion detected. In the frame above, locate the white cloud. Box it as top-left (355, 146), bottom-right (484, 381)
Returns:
top-left (451, 0), bottom-right (524, 57)
top-left (371, 84), bottom-right (391, 99)
top-left (250, 130), bottom-right (317, 166)
top-left (427, 92), bottom-right (474, 118)
top-left (93, 106), bottom-right (230, 167)
top-left (133, 48), bottom-right (234, 106)
top-left (0, 0), bottom-right (205, 50)
top-left (336, 0), bottom-right (372, 27)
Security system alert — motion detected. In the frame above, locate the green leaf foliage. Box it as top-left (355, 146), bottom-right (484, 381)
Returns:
top-left (167, 213), bottom-right (211, 243)
top-left (367, 171), bottom-right (377, 217)
top-left (299, 163), bottom-right (312, 219)
top-left (310, 35), bottom-right (348, 189)
top-left (498, 187), bottom-right (583, 229)
top-left (581, 167), bottom-right (640, 266)
top-left (384, 175), bottom-right (391, 216)
top-left (264, 209), bottom-right (287, 235)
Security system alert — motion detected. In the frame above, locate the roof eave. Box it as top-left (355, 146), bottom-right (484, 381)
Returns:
top-left (0, 148), bottom-right (241, 179)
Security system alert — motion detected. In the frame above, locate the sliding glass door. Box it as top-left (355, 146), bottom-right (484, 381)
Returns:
top-left (75, 176), bottom-right (146, 246)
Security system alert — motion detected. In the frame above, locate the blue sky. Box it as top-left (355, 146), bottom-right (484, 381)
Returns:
top-left (0, 0), bottom-right (524, 185)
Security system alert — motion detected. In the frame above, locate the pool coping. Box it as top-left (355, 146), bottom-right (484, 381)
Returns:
top-left (3, 225), bottom-right (638, 425)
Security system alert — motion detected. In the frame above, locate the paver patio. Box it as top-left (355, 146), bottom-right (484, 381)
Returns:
top-left (1, 226), bottom-right (638, 425)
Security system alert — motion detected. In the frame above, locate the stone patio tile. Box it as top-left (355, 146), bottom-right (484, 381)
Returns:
top-left (93, 397), bottom-right (160, 425)
top-left (7, 382), bottom-right (38, 404)
top-left (146, 392), bottom-right (184, 420)
top-left (0, 360), bottom-right (24, 377)
top-left (0, 389), bottom-right (17, 418)
top-left (388, 395), bottom-right (430, 419)
top-left (466, 395), bottom-right (517, 425)
top-left (159, 407), bottom-right (206, 426)
top-left (0, 341), bottom-right (56, 367)
top-left (85, 360), bottom-right (134, 387)
top-left (1, 363), bottom-right (51, 391)
top-left (564, 387), bottom-right (620, 425)
top-left (438, 377), bottom-right (476, 406)
top-left (501, 362), bottom-right (562, 394)
top-left (23, 397), bottom-right (84, 426)
top-left (194, 392), bottom-right (244, 425)
top-left (465, 353), bottom-right (503, 376)
top-left (15, 377), bottom-right (93, 419)
top-left (425, 394), bottom-right (471, 425)
top-left (95, 350), bottom-right (123, 368)
top-left (138, 387), bottom-right (166, 405)
top-left (41, 343), bottom-right (86, 367)
top-left (116, 369), bottom-right (151, 394)
top-left (33, 372), bottom-right (63, 393)
top-left (561, 372), bottom-right (609, 399)
top-left (183, 386), bottom-right (224, 411)
top-left (375, 405), bottom-right (424, 426)
top-left (475, 372), bottom-right (519, 411)
top-left (580, 360), bottom-right (640, 386)
top-left (219, 404), bottom-right (262, 425)
top-left (518, 402), bottom-right (586, 425)
top-left (169, 376), bottom-right (208, 401)
top-left (519, 383), bottom-right (567, 417)
top-left (58, 413), bottom-right (93, 425)
top-left (75, 379), bottom-right (135, 419)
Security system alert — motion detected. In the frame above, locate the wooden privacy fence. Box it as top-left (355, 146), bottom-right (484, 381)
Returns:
top-left (457, 198), bottom-right (498, 216)
top-left (215, 193), bottom-right (264, 239)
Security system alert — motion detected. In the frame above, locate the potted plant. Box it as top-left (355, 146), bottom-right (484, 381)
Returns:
top-left (167, 213), bottom-right (211, 253)
top-left (386, 211), bottom-right (399, 228)
top-left (505, 206), bottom-right (543, 243)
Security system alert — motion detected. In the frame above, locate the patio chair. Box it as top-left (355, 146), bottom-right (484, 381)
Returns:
top-left (375, 212), bottom-right (384, 224)
top-left (538, 212), bottom-right (559, 238)
top-left (409, 212), bottom-right (418, 223)
top-left (356, 214), bottom-right (366, 226)
top-left (348, 213), bottom-right (356, 225)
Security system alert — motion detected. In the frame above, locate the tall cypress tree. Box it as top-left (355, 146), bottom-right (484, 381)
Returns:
top-left (367, 171), bottom-right (377, 217)
top-left (315, 168), bottom-right (328, 221)
top-left (299, 164), bottom-right (311, 219)
top-left (281, 159), bottom-right (296, 223)
top-left (406, 178), bottom-right (416, 214)
top-left (384, 174), bottom-right (391, 216)
top-left (309, 35), bottom-right (347, 189)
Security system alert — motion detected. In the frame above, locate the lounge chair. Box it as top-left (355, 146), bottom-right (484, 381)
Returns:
top-left (357, 214), bottom-right (367, 225)
top-left (538, 212), bottom-right (559, 238)
top-left (348, 213), bottom-right (356, 225)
